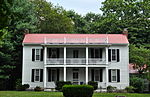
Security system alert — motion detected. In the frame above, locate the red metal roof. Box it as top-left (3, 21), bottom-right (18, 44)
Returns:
top-left (23, 34), bottom-right (129, 44)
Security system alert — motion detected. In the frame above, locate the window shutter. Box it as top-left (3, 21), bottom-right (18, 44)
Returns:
top-left (117, 69), bottom-right (120, 82)
top-left (32, 49), bottom-right (35, 61)
top-left (57, 69), bottom-right (59, 81)
top-left (108, 69), bottom-right (111, 82)
top-left (40, 69), bottom-right (43, 82)
top-left (48, 69), bottom-right (51, 82)
top-left (91, 69), bottom-right (94, 81)
top-left (108, 49), bottom-right (111, 62)
top-left (100, 48), bottom-right (103, 58)
top-left (100, 69), bottom-right (103, 82)
top-left (117, 49), bottom-right (120, 62)
top-left (91, 48), bottom-right (94, 58)
top-left (40, 49), bottom-right (44, 61)
top-left (31, 69), bottom-right (34, 82)
top-left (57, 48), bottom-right (59, 58)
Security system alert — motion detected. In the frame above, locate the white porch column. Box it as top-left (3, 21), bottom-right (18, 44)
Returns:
top-left (44, 46), bottom-right (47, 65)
top-left (86, 47), bottom-right (88, 65)
top-left (44, 67), bottom-right (47, 88)
top-left (86, 66), bottom-right (88, 84)
top-left (64, 47), bottom-right (66, 81)
top-left (105, 47), bottom-right (108, 64)
top-left (105, 67), bottom-right (108, 87)
top-left (64, 67), bottom-right (66, 81)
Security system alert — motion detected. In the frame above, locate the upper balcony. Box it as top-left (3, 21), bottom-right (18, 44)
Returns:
top-left (45, 47), bottom-right (108, 65)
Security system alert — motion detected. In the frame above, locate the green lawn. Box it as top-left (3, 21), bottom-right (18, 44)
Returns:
top-left (0, 91), bottom-right (149, 97)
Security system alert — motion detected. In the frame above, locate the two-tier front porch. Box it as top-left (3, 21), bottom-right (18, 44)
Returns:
top-left (44, 67), bottom-right (108, 89)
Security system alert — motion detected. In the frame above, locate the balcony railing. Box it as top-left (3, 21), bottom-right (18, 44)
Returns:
top-left (44, 37), bottom-right (108, 44)
top-left (66, 58), bottom-right (86, 65)
top-left (46, 58), bottom-right (106, 65)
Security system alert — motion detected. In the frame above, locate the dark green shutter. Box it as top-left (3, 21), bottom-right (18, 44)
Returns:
top-left (57, 48), bottom-right (59, 58)
top-left (100, 69), bottom-right (103, 82)
top-left (108, 69), bottom-right (111, 82)
top-left (108, 49), bottom-right (111, 62)
top-left (117, 69), bottom-right (120, 82)
top-left (117, 49), bottom-right (120, 62)
top-left (91, 48), bottom-right (94, 58)
top-left (32, 49), bottom-right (35, 61)
top-left (40, 69), bottom-right (43, 82)
top-left (40, 49), bottom-right (44, 61)
top-left (31, 69), bottom-right (34, 82)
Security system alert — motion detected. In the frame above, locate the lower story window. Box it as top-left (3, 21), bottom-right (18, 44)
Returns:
top-left (31, 69), bottom-right (43, 82)
top-left (109, 69), bottom-right (120, 82)
top-left (35, 69), bottom-right (40, 82)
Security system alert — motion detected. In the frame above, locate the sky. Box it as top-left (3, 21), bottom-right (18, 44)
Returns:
top-left (47, 0), bottom-right (105, 15)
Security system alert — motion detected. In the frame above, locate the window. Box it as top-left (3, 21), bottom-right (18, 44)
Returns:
top-left (35, 49), bottom-right (40, 61)
top-left (31, 69), bottom-right (43, 82)
top-left (91, 69), bottom-right (103, 82)
top-left (48, 69), bottom-right (59, 82)
top-left (111, 69), bottom-right (117, 82)
top-left (108, 69), bottom-right (120, 82)
top-left (73, 50), bottom-right (78, 58)
top-left (35, 69), bottom-right (40, 81)
top-left (91, 48), bottom-right (102, 58)
top-left (108, 49), bottom-right (120, 62)
top-left (47, 48), bottom-right (59, 58)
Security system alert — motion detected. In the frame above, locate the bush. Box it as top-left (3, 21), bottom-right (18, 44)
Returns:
top-left (125, 86), bottom-right (135, 93)
top-left (15, 79), bottom-right (30, 91)
top-left (88, 81), bottom-right (98, 90)
top-left (55, 81), bottom-right (71, 91)
top-left (34, 86), bottom-right (43, 91)
top-left (62, 85), bottom-right (94, 97)
top-left (130, 77), bottom-right (144, 93)
top-left (107, 85), bottom-right (116, 93)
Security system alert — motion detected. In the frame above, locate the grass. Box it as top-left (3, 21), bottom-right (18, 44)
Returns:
top-left (0, 91), bottom-right (150, 97)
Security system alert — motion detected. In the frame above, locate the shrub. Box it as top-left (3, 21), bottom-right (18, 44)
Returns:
top-left (88, 81), bottom-right (98, 90)
top-left (15, 79), bottom-right (30, 91)
top-left (55, 81), bottom-right (71, 91)
top-left (125, 86), bottom-right (135, 93)
top-left (107, 85), bottom-right (116, 93)
top-left (34, 86), bottom-right (43, 91)
top-left (62, 85), bottom-right (94, 97)
top-left (130, 77), bottom-right (144, 93)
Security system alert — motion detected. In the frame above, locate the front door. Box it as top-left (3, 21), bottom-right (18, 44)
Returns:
top-left (73, 71), bottom-right (79, 85)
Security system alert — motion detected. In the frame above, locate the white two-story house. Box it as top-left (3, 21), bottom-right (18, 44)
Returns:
top-left (22, 33), bottom-right (129, 89)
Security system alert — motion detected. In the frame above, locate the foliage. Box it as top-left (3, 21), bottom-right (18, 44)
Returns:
top-left (129, 44), bottom-right (150, 75)
top-left (130, 77), bottom-right (145, 93)
top-left (32, 0), bottom-right (73, 33)
top-left (15, 79), bottom-right (30, 91)
top-left (88, 81), bottom-right (98, 90)
top-left (55, 81), bottom-right (72, 91)
top-left (62, 85), bottom-right (94, 97)
top-left (125, 86), bottom-right (135, 93)
top-left (34, 86), bottom-right (43, 91)
top-left (107, 85), bottom-right (117, 93)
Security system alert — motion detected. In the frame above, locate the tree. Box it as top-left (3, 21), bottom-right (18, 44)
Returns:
top-left (100, 0), bottom-right (150, 45)
top-left (129, 44), bottom-right (150, 75)
top-left (32, 0), bottom-right (74, 33)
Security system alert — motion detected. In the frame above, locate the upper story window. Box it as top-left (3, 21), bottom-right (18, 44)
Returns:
top-left (32, 48), bottom-right (43, 61)
top-left (91, 48), bottom-right (102, 58)
top-left (47, 48), bottom-right (59, 58)
top-left (35, 49), bottom-right (40, 61)
top-left (73, 50), bottom-right (78, 58)
top-left (108, 49), bottom-right (120, 62)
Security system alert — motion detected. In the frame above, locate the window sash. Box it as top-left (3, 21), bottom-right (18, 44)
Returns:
top-left (111, 69), bottom-right (117, 82)
top-left (35, 49), bottom-right (41, 61)
top-left (34, 69), bottom-right (40, 82)
top-left (111, 49), bottom-right (117, 61)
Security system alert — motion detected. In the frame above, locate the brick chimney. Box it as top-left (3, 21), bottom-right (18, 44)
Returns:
top-left (123, 28), bottom-right (128, 37)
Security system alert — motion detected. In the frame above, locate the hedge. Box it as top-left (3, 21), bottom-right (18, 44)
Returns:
top-left (62, 85), bottom-right (94, 97)
top-left (55, 81), bottom-right (71, 91)
top-left (88, 81), bottom-right (98, 90)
